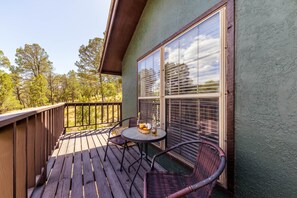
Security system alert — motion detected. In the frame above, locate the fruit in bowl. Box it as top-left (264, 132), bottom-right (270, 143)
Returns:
top-left (138, 123), bottom-right (151, 134)
top-left (139, 123), bottom-right (146, 129)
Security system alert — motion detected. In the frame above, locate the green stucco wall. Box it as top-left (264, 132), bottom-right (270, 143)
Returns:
top-left (235, 0), bottom-right (297, 197)
top-left (122, 0), bottom-right (220, 118)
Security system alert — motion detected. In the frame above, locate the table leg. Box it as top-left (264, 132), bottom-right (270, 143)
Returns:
top-left (129, 143), bottom-right (143, 194)
top-left (128, 157), bottom-right (142, 173)
top-left (128, 143), bottom-right (152, 173)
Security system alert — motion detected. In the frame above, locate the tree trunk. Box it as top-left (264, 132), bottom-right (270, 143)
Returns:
top-left (16, 87), bottom-right (24, 108)
top-left (72, 92), bottom-right (74, 102)
top-left (99, 74), bottom-right (104, 102)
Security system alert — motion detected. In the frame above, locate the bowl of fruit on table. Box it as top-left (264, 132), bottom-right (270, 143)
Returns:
top-left (138, 123), bottom-right (151, 134)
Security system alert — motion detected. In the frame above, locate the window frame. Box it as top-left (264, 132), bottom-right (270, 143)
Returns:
top-left (162, 8), bottom-right (226, 185)
top-left (137, 50), bottom-right (162, 147)
top-left (137, 6), bottom-right (231, 188)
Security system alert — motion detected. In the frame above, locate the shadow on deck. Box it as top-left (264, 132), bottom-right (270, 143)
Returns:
top-left (32, 128), bottom-right (162, 198)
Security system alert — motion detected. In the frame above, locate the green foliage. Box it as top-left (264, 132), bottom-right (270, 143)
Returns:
top-left (66, 70), bottom-right (81, 102)
top-left (15, 44), bottom-right (53, 77)
top-left (75, 37), bottom-right (122, 102)
top-left (28, 74), bottom-right (49, 107)
top-left (76, 38), bottom-right (103, 79)
top-left (0, 50), bottom-right (11, 68)
top-left (0, 70), bottom-right (22, 113)
top-left (0, 38), bottom-right (122, 114)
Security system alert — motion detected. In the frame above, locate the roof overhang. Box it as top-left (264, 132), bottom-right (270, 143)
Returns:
top-left (98, 0), bottom-right (147, 75)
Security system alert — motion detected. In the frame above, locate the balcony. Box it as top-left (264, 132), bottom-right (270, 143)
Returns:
top-left (0, 103), bottom-right (164, 198)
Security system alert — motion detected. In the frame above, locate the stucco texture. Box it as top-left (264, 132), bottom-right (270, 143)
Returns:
top-left (121, 0), bottom-right (220, 118)
top-left (235, 0), bottom-right (297, 197)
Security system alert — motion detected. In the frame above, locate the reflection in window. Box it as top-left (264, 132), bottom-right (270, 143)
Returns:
top-left (139, 99), bottom-right (160, 123)
top-left (138, 51), bottom-right (160, 97)
top-left (166, 98), bottom-right (219, 162)
top-left (165, 13), bottom-right (220, 95)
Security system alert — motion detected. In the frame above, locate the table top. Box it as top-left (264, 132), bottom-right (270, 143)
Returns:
top-left (121, 127), bottom-right (166, 143)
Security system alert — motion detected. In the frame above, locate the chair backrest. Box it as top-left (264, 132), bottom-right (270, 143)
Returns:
top-left (128, 117), bottom-right (137, 127)
top-left (192, 142), bottom-right (224, 197)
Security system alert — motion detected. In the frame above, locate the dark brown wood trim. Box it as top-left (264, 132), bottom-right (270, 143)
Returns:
top-left (102, 71), bottom-right (122, 76)
top-left (98, 0), bottom-right (117, 73)
top-left (226, 0), bottom-right (235, 194)
top-left (137, 0), bottom-right (228, 62)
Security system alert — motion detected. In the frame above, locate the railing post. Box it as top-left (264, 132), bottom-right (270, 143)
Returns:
top-left (120, 103), bottom-right (123, 121)
top-left (82, 104), bottom-right (84, 126)
top-left (66, 104), bottom-right (69, 128)
top-left (27, 115), bottom-right (36, 189)
top-left (101, 103), bottom-right (103, 124)
top-left (112, 103), bottom-right (115, 123)
top-left (45, 110), bottom-right (49, 162)
top-left (15, 119), bottom-right (27, 198)
top-left (107, 104), bottom-right (109, 123)
top-left (88, 103), bottom-right (91, 126)
top-left (74, 104), bottom-right (77, 127)
top-left (95, 104), bottom-right (97, 129)
top-left (117, 103), bottom-right (119, 121)
top-left (0, 124), bottom-right (14, 197)
top-left (35, 114), bottom-right (42, 175)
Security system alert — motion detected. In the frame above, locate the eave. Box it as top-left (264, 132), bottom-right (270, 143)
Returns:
top-left (98, 0), bottom-right (147, 76)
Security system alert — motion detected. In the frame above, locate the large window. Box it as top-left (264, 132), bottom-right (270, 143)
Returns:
top-left (137, 10), bottom-right (226, 164)
top-left (164, 12), bottom-right (223, 162)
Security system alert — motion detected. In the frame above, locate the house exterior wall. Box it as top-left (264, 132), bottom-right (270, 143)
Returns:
top-left (122, 0), bottom-right (297, 197)
top-left (235, 0), bottom-right (297, 197)
top-left (121, 0), bottom-right (220, 118)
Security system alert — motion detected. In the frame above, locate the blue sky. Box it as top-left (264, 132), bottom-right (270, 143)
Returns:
top-left (0, 0), bottom-right (110, 74)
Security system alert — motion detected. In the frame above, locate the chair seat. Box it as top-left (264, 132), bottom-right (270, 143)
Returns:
top-left (145, 171), bottom-right (208, 198)
top-left (109, 135), bottom-right (126, 145)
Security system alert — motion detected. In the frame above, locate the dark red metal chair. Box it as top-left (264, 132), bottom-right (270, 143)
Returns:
top-left (144, 140), bottom-right (226, 198)
top-left (103, 117), bottom-right (137, 171)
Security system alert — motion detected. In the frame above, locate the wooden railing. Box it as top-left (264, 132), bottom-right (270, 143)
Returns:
top-left (64, 102), bottom-right (122, 129)
top-left (0, 104), bottom-right (65, 198)
top-left (0, 102), bottom-right (122, 197)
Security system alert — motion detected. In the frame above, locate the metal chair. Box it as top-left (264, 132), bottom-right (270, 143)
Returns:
top-left (144, 140), bottom-right (226, 198)
top-left (103, 117), bottom-right (137, 171)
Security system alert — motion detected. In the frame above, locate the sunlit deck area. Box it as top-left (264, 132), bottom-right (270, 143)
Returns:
top-left (31, 128), bottom-right (163, 198)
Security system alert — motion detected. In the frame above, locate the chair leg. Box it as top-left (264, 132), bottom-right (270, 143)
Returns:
top-left (104, 142), bottom-right (109, 161)
top-left (120, 142), bottom-right (127, 171)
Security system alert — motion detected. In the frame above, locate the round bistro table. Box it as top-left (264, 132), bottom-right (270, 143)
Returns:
top-left (121, 127), bottom-right (166, 194)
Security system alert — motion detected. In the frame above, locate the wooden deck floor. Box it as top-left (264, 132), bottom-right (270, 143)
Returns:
top-left (31, 128), bottom-right (163, 198)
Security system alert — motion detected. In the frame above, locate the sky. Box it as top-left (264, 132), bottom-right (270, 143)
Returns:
top-left (0, 0), bottom-right (111, 74)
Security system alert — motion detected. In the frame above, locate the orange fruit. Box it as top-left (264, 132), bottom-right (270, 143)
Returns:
top-left (139, 123), bottom-right (145, 129)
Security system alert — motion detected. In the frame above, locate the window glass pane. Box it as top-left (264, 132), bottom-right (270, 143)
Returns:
top-left (153, 53), bottom-right (160, 96)
top-left (145, 55), bottom-right (154, 96)
top-left (139, 99), bottom-right (160, 123)
top-left (198, 13), bottom-right (220, 93)
top-left (138, 61), bottom-right (146, 97)
top-left (166, 98), bottom-right (219, 162)
top-left (179, 28), bottom-right (198, 94)
top-left (165, 40), bottom-right (179, 95)
top-left (138, 51), bottom-right (160, 97)
top-left (165, 13), bottom-right (220, 95)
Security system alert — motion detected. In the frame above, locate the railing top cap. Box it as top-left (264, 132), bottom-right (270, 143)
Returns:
top-left (65, 102), bottom-right (122, 105)
top-left (0, 103), bottom-right (65, 128)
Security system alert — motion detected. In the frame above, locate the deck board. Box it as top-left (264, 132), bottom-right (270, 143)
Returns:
top-left (32, 128), bottom-right (163, 198)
